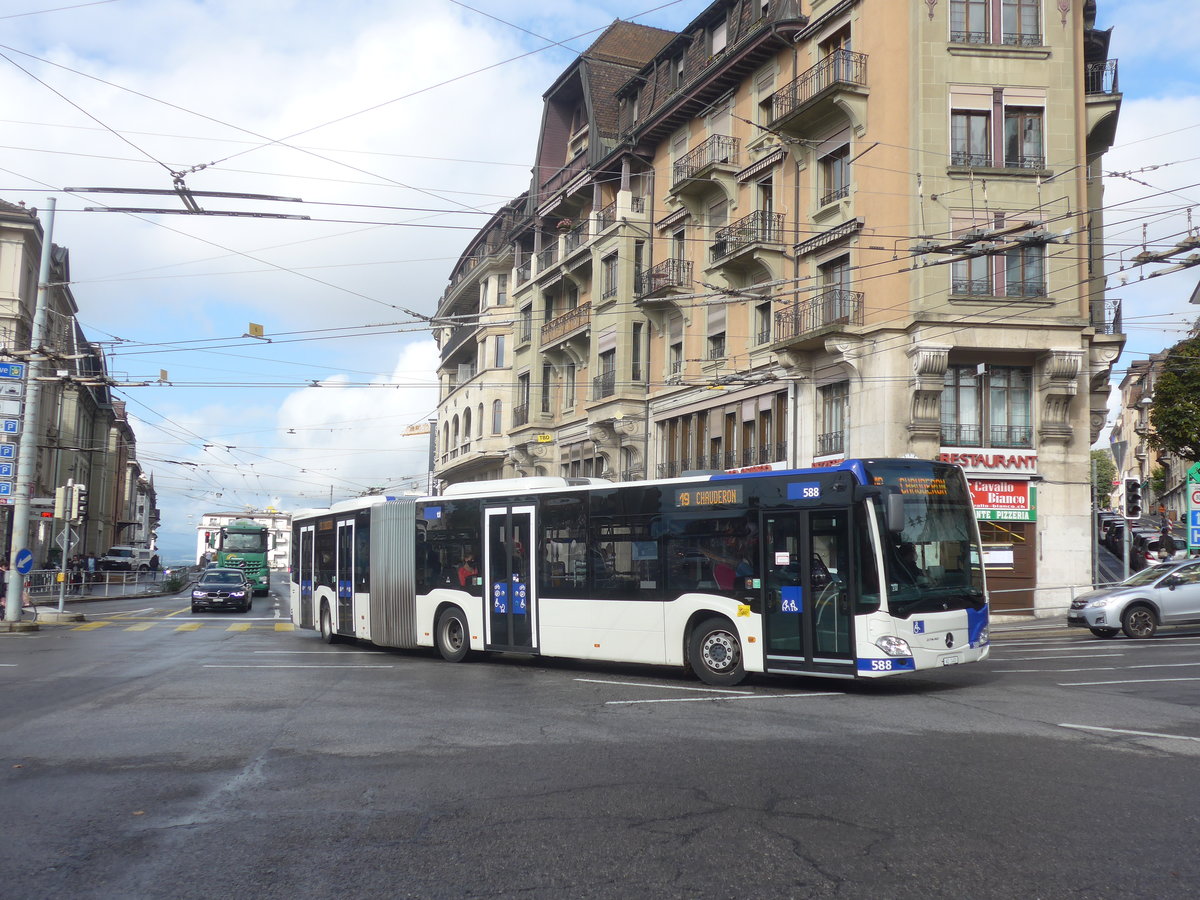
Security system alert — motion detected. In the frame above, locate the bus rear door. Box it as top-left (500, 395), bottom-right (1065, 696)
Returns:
top-left (761, 510), bottom-right (854, 673)
top-left (297, 525), bottom-right (315, 629)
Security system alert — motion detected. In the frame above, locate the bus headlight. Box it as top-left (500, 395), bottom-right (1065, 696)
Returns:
top-left (875, 635), bottom-right (912, 657)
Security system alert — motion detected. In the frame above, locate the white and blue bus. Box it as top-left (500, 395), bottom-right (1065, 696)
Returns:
top-left (290, 458), bottom-right (989, 685)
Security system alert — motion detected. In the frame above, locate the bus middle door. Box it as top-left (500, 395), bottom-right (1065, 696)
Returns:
top-left (762, 510), bottom-right (854, 672)
top-left (484, 505), bottom-right (537, 652)
top-left (336, 518), bottom-right (354, 635)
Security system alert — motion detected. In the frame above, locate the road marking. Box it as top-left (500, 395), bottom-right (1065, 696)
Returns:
top-left (110, 607), bottom-right (157, 618)
top-left (1001, 654), bottom-right (1124, 661)
top-left (274, 623), bottom-right (294, 631)
top-left (253, 650), bottom-right (354, 654)
top-left (1059, 723), bottom-right (1200, 742)
top-left (175, 623), bottom-right (202, 632)
top-left (71, 622), bottom-right (108, 631)
top-left (226, 623), bottom-right (252, 632)
top-left (202, 664), bottom-right (394, 669)
top-left (1004, 661), bottom-right (1200, 674)
top-left (574, 678), bottom-right (754, 695)
top-left (606, 692), bottom-right (842, 705)
top-left (1060, 677), bottom-right (1200, 685)
top-left (125, 623), bottom-right (155, 632)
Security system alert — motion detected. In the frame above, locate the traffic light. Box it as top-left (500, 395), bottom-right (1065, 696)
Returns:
top-left (54, 485), bottom-right (68, 519)
top-left (1125, 478), bottom-right (1141, 519)
top-left (70, 484), bottom-right (88, 521)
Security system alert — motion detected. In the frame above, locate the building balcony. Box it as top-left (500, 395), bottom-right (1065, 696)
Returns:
top-left (670, 135), bottom-right (740, 198)
top-left (940, 424), bottom-right (1033, 449)
top-left (774, 289), bottom-right (864, 345)
top-left (770, 50), bottom-right (868, 136)
top-left (1090, 298), bottom-right (1123, 335)
top-left (439, 322), bottom-right (477, 363)
top-left (541, 302), bottom-right (591, 347)
top-left (637, 258), bottom-right (692, 297)
top-left (512, 403), bottom-right (529, 428)
top-left (1086, 59), bottom-right (1119, 95)
top-left (536, 244), bottom-right (558, 275)
top-left (709, 210), bottom-right (785, 266)
top-left (592, 369), bottom-right (616, 401)
top-left (1085, 59), bottom-right (1121, 153)
top-left (816, 431), bottom-right (844, 457)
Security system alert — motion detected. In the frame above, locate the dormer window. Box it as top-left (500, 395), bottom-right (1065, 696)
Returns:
top-left (710, 15), bottom-right (728, 56)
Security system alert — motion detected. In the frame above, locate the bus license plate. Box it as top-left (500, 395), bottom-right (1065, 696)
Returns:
top-left (941, 656), bottom-right (960, 666)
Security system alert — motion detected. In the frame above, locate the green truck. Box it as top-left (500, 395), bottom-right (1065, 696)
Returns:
top-left (213, 519), bottom-right (271, 596)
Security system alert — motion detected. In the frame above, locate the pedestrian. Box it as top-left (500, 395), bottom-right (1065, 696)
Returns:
top-left (0, 562), bottom-right (7, 605)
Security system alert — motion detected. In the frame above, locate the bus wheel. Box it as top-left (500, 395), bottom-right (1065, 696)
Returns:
top-left (436, 607), bottom-right (470, 662)
top-left (689, 617), bottom-right (745, 687)
top-left (319, 605), bottom-right (338, 644)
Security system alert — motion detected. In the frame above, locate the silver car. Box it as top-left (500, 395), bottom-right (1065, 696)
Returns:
top-left (1067, 559), bottom-right (1200, 638)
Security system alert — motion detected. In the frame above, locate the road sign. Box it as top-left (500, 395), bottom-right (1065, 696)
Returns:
top-left (0, 482), bottom-right (11, 496)
top-left (0, 362), bottom-right (23, 380)
top-left (0, 463), bottom-right (12, 478)
top-left (1190, 464), bottom-right (1200, 552)
top-left (1, 419), bottom-right (17, 434)
top-left (0, 444), bottom-right (13, 459)
top-left (14, 549), bottom-right (33, 574)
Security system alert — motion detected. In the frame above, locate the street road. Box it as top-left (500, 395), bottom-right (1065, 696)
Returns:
top-left (3, 586), bottom-right (1199, 899)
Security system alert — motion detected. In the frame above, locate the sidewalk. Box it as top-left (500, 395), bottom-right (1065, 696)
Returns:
top-left (2, 578), bottom-right (183, 632)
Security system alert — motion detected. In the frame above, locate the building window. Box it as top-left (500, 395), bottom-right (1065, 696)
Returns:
top-left (1005, 244), bottom-right (1046, 297)
top-left (564, 363), bottom-right (576, 409)
top-left (603, 254), bottom-right (618, 299)
top-left (707, 331), bottom-right (725, 361)
top-left (941, 365), bottom-right (1032, 448)
top-left (669, 342), bottom-right (683, 383)
top-left (709, 15), bottom-right (728, 56)
top-left (596, 349), bottom-right (616, 399)
top-left (818, 382), bottom-right (848, 456)
top-left (819, 145), bottom-right (850, 205)
top-left (494, 334), bottom-right (506, 368)
top-left (755, 301), bottom-right (772, 344)
top-left (951, 110), bottom-right (991, 167)
top-left (1004, 107), bottom-right (1044, 169)
top-left (631, 322), bottom-right (643, 382)
top-left (950, 0), bottom-right (989, 43)
top-left (1002, 0), bottom-right (1041, 46)
top-left (518, 305), bottom-right (532, 344)
top-left (952, 252), bottom-right (992, 296)
top-left (541, 363), bottom-right (553, 414)
top-left (496, 273), bottom-right (508, 306)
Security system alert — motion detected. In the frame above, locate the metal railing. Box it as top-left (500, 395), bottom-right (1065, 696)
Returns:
top-left (710, 210), bottom-right (785, 262)
top-left (596, 201), bottom-right (617, 230)
top-left (25, 569), bottom-right (172, 599)
top-left (774, 289), bottom-right (864, 341)
top-left (592, 369), bottom-right (616, 400)
top-left (1090, 298), bottom-right (1122, 334)
top-left (536, 245), bottom-right (558, 273)
top-left (940, 424), bottom-right (1033, 448)
top-left (672, 135), bottom-right (740, 185)
top-left (541, 302), bottom-right (591, 345)
top-left (771, 50), bottom-right (867, 122)
top-left (950, 150), bottom-right (993, 167)
top-left (1004, 154), bottom-right (1046, 170)
top-left (816, 431), bottom-right (844, 456)
top-left (1085, 59), bottom-right (1119, 95)
top-left (637, 258), bottom-right (691, 295)
top-left (512, 403), bottom-right (529, 427)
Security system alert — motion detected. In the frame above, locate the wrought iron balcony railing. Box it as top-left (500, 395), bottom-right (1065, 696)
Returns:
top-left (710, 210), bottom-right (785, 262)
top-left (772, 50), bottom-right (867, 122)
top-left (592, 369), bottom-right (616, 400)
top-left (774, 289), bottom-right (864, 341)
top-left (1085, 59), bottom-right (1119, 95)
top-left (816, 431), bottom-right (844, 456)
top-left (541, 302), bottom-right (591, 345)
top-left (950, 150), bottom-right (993, 167)
top-left (637, 258), bottom-right (691, 295)
top-left (1090, 298), bottom-right (1122, 334)
top-left (672, 135), bottom-right (739, 185)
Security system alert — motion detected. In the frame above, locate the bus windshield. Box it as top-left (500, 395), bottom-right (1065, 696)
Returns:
top-left (223, 531), bottom-right (267, 553)
top-left (866, 462), bottom-right (986, 618)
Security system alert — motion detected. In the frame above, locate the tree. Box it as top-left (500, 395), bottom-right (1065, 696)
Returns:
top-left (1091, 449), bottom-right (1116, 507)
top-left (1149, 334), bottom-right (1200, 462)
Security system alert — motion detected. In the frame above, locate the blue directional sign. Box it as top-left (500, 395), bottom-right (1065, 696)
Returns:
top-left (0, 463), bottom-right (12, 478)
top-left (0, 482), bottom-right (11, 496)
top-left (14, 549), bottom-right (33, 574)
top-left (0, 445), bottom-right (13, 459)
top-left (2, 420), bottom-right (17, 434)
top-left (0, 362), bottom-right (24, 380)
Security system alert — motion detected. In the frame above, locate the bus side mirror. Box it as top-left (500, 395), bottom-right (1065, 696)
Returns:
top-left (886, 493), bottom-right (906, 534)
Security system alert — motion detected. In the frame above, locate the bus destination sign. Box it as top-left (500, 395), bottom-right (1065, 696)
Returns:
top-left (674, 485), bottom-right (744, 509)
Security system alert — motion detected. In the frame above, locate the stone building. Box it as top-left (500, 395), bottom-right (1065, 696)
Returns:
top-left (433, 0), bottom-right (1125, 614)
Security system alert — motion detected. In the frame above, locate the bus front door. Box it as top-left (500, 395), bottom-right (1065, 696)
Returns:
top-left (762, 510), bottom-right (854, 671)
top-left (484, 506), bottom-right (537, 652)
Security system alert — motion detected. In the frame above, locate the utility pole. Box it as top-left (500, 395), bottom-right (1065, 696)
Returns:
top-left (4, 198), bottom-right (54, 623)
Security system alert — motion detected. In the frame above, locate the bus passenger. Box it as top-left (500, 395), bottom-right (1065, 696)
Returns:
top-left (458, 556), bottom-right (478, 587)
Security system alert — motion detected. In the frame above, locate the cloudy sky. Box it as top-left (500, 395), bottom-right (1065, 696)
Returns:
top-left (0, 0), bottom-right (1195, 560)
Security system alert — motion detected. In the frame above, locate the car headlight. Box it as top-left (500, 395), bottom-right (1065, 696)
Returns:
top-left (192, 590), bottom-right (204, 599)
top-left (1085, 598), bottom-right (1110, 608)
top-left (875, 635), bottom-right (913, 657)
top-left (230, 590), bottom-right (245, 598)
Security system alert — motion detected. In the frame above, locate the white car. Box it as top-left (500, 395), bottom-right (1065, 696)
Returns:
top-left (1067, 559), bottom-right (1200, 638)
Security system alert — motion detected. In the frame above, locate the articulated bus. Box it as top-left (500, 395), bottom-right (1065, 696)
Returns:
top-left (289, 458), bottom-right (989, 685)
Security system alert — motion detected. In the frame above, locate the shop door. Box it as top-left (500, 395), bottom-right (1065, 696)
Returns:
top-left (485, 506), bottom-right (537, 651)
top-left (762, 510), bottom-right (854, 667)
top-left (297, 525), bottom-right (314, 628)
top-left (336, 519), bottom-right (354, 634)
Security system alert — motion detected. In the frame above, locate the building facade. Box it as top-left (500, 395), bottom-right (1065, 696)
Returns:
top-left (433, 0), bottom-right (1125, 614)
top-left (0, 200), bottom-right (157, 566)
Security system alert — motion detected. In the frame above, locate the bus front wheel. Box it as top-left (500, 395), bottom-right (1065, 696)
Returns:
top-left (436, 607), bottom-right (471, 663)
top-left (319, 605), bottom-right (338, 644)
top-left (689, 617), bottom-right (745, 687)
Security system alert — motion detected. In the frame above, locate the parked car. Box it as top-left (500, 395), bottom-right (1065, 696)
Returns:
top-left (1067, 559), bottom-right (1200, 638)
top-left (99, 545), bottom-right (153, 571)
top-left (1103, 521), bottom-right (1126, 554)
top-left (1097, 513), bottom-right (1122, 543)
top-left (1131, 532), bottom-right (1185, 572)
top-left (191, 567), bottom-right (253, 614)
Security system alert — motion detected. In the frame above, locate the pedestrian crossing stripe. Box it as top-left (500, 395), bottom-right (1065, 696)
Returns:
top-left (72, 622), bottom-right (109, 631)
top-left (125, 623), bottom-right (155, 632)
top-left (227, 623), bottom-right (252, 632)
top-left (274, 623), bottom-right (295, 631)
top-left (175, 623), bottom-right (202, 632)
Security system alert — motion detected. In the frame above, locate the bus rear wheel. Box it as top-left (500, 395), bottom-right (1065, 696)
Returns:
top-left (689, 617), bottom-right (745, 687)
top-left (319, 605), bottom-right (338, 644)
top-left (436, 607), bottom-right (471, 662)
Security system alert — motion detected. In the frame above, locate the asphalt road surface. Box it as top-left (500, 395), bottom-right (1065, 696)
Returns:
top-left (3, 587), bottom-right (1199, 899)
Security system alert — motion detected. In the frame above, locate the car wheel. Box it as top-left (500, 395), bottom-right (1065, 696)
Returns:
top-left (1121, 604), bottom-right (1158, 639)
top-left (435, 607), bottom-right (471, 662)
top-left (319, 605), bottom-right (338, 644)
top-left (1089, 627), bottom-right (1119, 638)
top-left (242, 600), bottom-right (252, 613)
top-left (191, 604), bottom-right (199, 614)
top-left (689, 616), bottom-right (745, 686)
